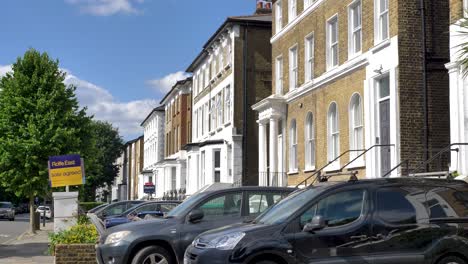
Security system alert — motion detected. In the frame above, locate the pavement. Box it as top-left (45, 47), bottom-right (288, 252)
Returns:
top-left (0, 215), bottom-right (54, 264)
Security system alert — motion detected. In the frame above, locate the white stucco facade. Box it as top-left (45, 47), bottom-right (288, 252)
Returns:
top-left (186, 25), bottom-right (243, 196)
top-left (140, 107), bottom-right (165, 199)
top-left (447, 21), bottom-right (468, 177)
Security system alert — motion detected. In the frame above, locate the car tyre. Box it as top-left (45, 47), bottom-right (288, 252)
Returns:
top-left (437, 256), bottom-right (467, 264)
top-left (9, 217), bottom-right (14, 221)
top-left (131, 245), bottom-right (174, 264)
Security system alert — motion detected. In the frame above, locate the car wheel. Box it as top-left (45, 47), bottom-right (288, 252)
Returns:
top-left (131, 245), bottom-right (173, 264)
top-left (438, 256), bottom-right (467, 264)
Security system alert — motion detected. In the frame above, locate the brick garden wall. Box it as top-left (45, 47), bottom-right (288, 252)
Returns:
top-left (55, 244), bottom-right (96, 264)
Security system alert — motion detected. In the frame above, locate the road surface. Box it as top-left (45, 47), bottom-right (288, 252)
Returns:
top-left (0, 214), bottom-right (29, 245)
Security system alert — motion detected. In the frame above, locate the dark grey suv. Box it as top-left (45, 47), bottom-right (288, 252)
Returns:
top-left (96, 186), bottom-right (294, 264)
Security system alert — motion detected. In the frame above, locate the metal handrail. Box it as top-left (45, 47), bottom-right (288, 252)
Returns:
top-left (382, 159), bottom-right (409, 178)
top-left (408, 143), bottom-right (468, 175)
top-left (295, 149), bottom-right (365, 188)
top-left (339, 144), bottom-right (395, 171)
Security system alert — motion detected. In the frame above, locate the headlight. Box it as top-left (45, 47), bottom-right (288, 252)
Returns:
top-left (205, 232), bottom-right (245, 250)
top-left (104, 231), bottom-right (131, 245)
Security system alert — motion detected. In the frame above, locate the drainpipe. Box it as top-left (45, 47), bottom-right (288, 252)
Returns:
top-left (242, 25), bottom-right (249, 185)
top-left (420, 0), bottom-right (429, 170)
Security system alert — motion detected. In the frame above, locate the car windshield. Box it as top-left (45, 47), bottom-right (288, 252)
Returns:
top-left (166, 193), bottom-right (205, 217)
top-left (0, 203), bottom-right (11, 208)
top-left (121, 203), bottom-right (152, 216)
top-left (255, 187), bottom-right (323, 225)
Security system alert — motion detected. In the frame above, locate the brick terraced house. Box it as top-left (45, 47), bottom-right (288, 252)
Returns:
top-left (447, 0), bottom-right (468, 178)
top-left (184, 8), bottom-right (273, 195)
top-left (253, 0), bottom-right (451, 186)
top-left (155, 77), bottom-right (192, 199)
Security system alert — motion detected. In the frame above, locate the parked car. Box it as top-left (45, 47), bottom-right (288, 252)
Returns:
top-left (104, 201), bottom-right (181, 229)
top-left (92, 200), bottom-right (145, 220)
top-left (36, 206), bottom-right (51, 219)
top-left (87, 203), bottom-right (109, 214)
top-left (0, 202), bottom-right (15, 221)
top-left (96, 186), bottom-right (295, 264)
top-left (185, 177), bottom-right (468, 264)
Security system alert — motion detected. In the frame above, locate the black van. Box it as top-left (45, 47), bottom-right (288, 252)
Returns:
top-left (96, 186), bottom-right (294, 264)
top-left (185, 178), bottom-right (468, 264)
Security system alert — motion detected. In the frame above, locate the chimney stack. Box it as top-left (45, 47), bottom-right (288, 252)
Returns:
top-left (255, 0), bottom-right (272, 14)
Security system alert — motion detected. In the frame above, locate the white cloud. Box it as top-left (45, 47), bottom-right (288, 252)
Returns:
top-left (0, 65), bottom-right (12, 77)
top-left (0, 65), bottom-right (157, 139)
top-left (65, 0), bottom-right (146, 16)
top-left (146, 71), bottom-right (191, 94)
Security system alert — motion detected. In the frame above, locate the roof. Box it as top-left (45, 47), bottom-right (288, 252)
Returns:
top-left (140, 105), bottom-right (165, 127)
top-left (186, 14), bottom-right (272, 72)
top-left (159, 76), bottom-right (193, 105)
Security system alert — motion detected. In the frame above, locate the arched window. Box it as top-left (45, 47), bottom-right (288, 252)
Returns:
top-left (328, 102), bottom-right (340, 161)
top-left (289, 119), bottom-right (298, 172)
top-left (305, 113), bottom-right (315, 169)
top-left (349, 94), bottom-right (364, 160)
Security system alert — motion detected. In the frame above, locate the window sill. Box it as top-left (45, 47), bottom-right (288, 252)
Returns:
top-left (209, 131), bottom-right (216, 136)
top-left (348, 51), bottom-right (362, 60)
top-left (216, 127), bottom-right (223, 132)
top-left (325, 65), bottom-right (339, 73)
top-left (303, 167), bottom-right (316, 173)
top-left (371, 39), bottom-right (391, 54)
top-left (323, 161), bottom-right (340, 172)
top-left (225, 64), bottom-right (231, 71)
top-left (217, 72), bottom-right (222, 78)
top-left (346, 159), bottom-right (365, 170)
top-left (287, 171), bottom-right (299, 176)
top-left (224, 121), bottom-right (231, 127)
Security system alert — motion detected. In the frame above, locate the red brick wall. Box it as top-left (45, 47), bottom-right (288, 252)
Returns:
top-left (55, 244), bottom-right (96, 264)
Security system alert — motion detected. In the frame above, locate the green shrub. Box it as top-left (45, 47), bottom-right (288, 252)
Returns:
top-left (49, 224), bottom-right (99, 255)
top-left (79, 202), bottom-right (105, 212)
top-left (77, 215), bottom-right (91, 225)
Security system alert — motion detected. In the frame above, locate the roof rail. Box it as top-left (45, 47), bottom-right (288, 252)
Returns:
top-left (407, 171), bottom-right (453, 179)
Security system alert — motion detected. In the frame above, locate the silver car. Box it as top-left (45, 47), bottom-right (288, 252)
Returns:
top-left (0, 202), bottom-right (15, 221)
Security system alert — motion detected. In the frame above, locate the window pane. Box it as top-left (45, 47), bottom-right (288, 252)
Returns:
top-left (377, 188), bottom-right (419, 225)
top-left (214, 150), bottom-right (221, 168)
top-left (198, 192), bottom-right (242, 220)
top-left (301, 189), bottom-right (365, 228)
top-left (381, 13), bottom-right (389, 40)
top-left (248, 194), bottom-right (269, 215)
top-left (379, 76), bottom-right (390, 98)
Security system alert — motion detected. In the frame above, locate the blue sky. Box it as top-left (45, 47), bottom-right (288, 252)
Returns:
top-left (0, 0), bottom-right (255, 140)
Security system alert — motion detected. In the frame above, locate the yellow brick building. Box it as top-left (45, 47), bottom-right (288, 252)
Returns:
top-left (253, 0), bottom-right (451, 186)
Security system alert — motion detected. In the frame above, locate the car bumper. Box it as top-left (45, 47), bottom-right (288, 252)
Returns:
top-left (184, 245), bottom-right (234, 264)
top-left (96, 241), bottom-right (130, 264)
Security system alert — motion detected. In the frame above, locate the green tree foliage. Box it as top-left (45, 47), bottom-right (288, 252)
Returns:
top-left (80, 120), bottom-right (124, 201)
top-left (458, 17), bottom-right (468, 75)
top-left (0, 49), bottom-right (92, 232)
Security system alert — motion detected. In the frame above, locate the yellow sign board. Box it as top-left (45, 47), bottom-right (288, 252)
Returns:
top-left (48, 154), bottom-right (85, 188)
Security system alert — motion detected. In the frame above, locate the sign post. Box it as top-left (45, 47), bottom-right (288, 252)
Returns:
top-left (48, 154), bottom-right (85, 232)
top-left (144, 183), bottom-right (156, 200)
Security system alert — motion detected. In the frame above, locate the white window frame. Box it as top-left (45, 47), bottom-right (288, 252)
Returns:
top-left (305, 112), bottom-right (315, 170)
top-left (204, 103), bottom-right (209, 135)
top-left (305, 33), bottom-right (315, 82)
top-left (289, 45), bottom-right (298, 90)
top-left (289, 119), bottom-right (298, 173)
top-left (224, 85), bottom-right (231, 123)
top-left (216, 92), bottom-right (223, 128)
top-left (375, 0), bottom-right (389, 43)
top-left (210, 98), bottom-right (216, 132)
top-left (326, 15), bottom-right (339, 70)
top-left (327, 102), bottom-right (340, 162)
top-left (348, 0), bottom-right (362, 58)
top-left (304, 0), bottom-right (314, 9)
top-left (275, 0), bottom-right (283, 34)
top-left (288, 0), bottom-right (297, 23)
top-left (275, 55), bottom-right (284, 95)
top-left (349, 93), bottom-right (364, 162)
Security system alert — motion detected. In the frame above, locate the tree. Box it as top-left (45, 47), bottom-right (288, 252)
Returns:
top-left (0, 49), bottom-right (91, 233)
top-left (458, 18), bottom-right (468, 75)
top-left (80, 120), bottom-right (124, 202)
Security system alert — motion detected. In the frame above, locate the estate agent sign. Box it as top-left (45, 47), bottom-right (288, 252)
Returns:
top-left (48, 154), bottom-right (85, 187)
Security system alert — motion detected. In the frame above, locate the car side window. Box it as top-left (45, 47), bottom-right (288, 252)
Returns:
top-left (106, 204), bottom-right (127, 215)
top-left (248, 194), bottom-right (270, 216)
top-left (135, 204), bottom-right (155, 213)
top-left (426, 186), bottom-right (468, 218)
top-left (300, 189), bottom-right (366, 228)
top-left (160, 204), bottom-right (177, 212)
top-left (376, 187), bottom-right (427, 225)
top-left (196, 192), bottom-right (242, 220)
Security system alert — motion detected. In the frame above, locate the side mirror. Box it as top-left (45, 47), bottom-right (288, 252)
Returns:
top-left (188, 209), bottom-right (204, 223)
top-left (303, 215), bottom-right (326, 233)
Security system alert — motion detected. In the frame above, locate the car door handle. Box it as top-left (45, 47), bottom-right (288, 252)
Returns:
top-left (350, 235), bottom-right (368, 240)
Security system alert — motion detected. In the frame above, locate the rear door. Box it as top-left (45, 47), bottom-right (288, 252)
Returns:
top-left (371, 185), bottom-right (431, 264)
top-left (178, 191), bottom-right (243, 253)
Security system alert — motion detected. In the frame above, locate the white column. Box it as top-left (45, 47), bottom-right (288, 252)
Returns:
top-left (258, 122), bottom-right (268, 186)
top-left (448, 63), bottom-right (463, 174)
top-left (269, 117), bottom-right (279, 186)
